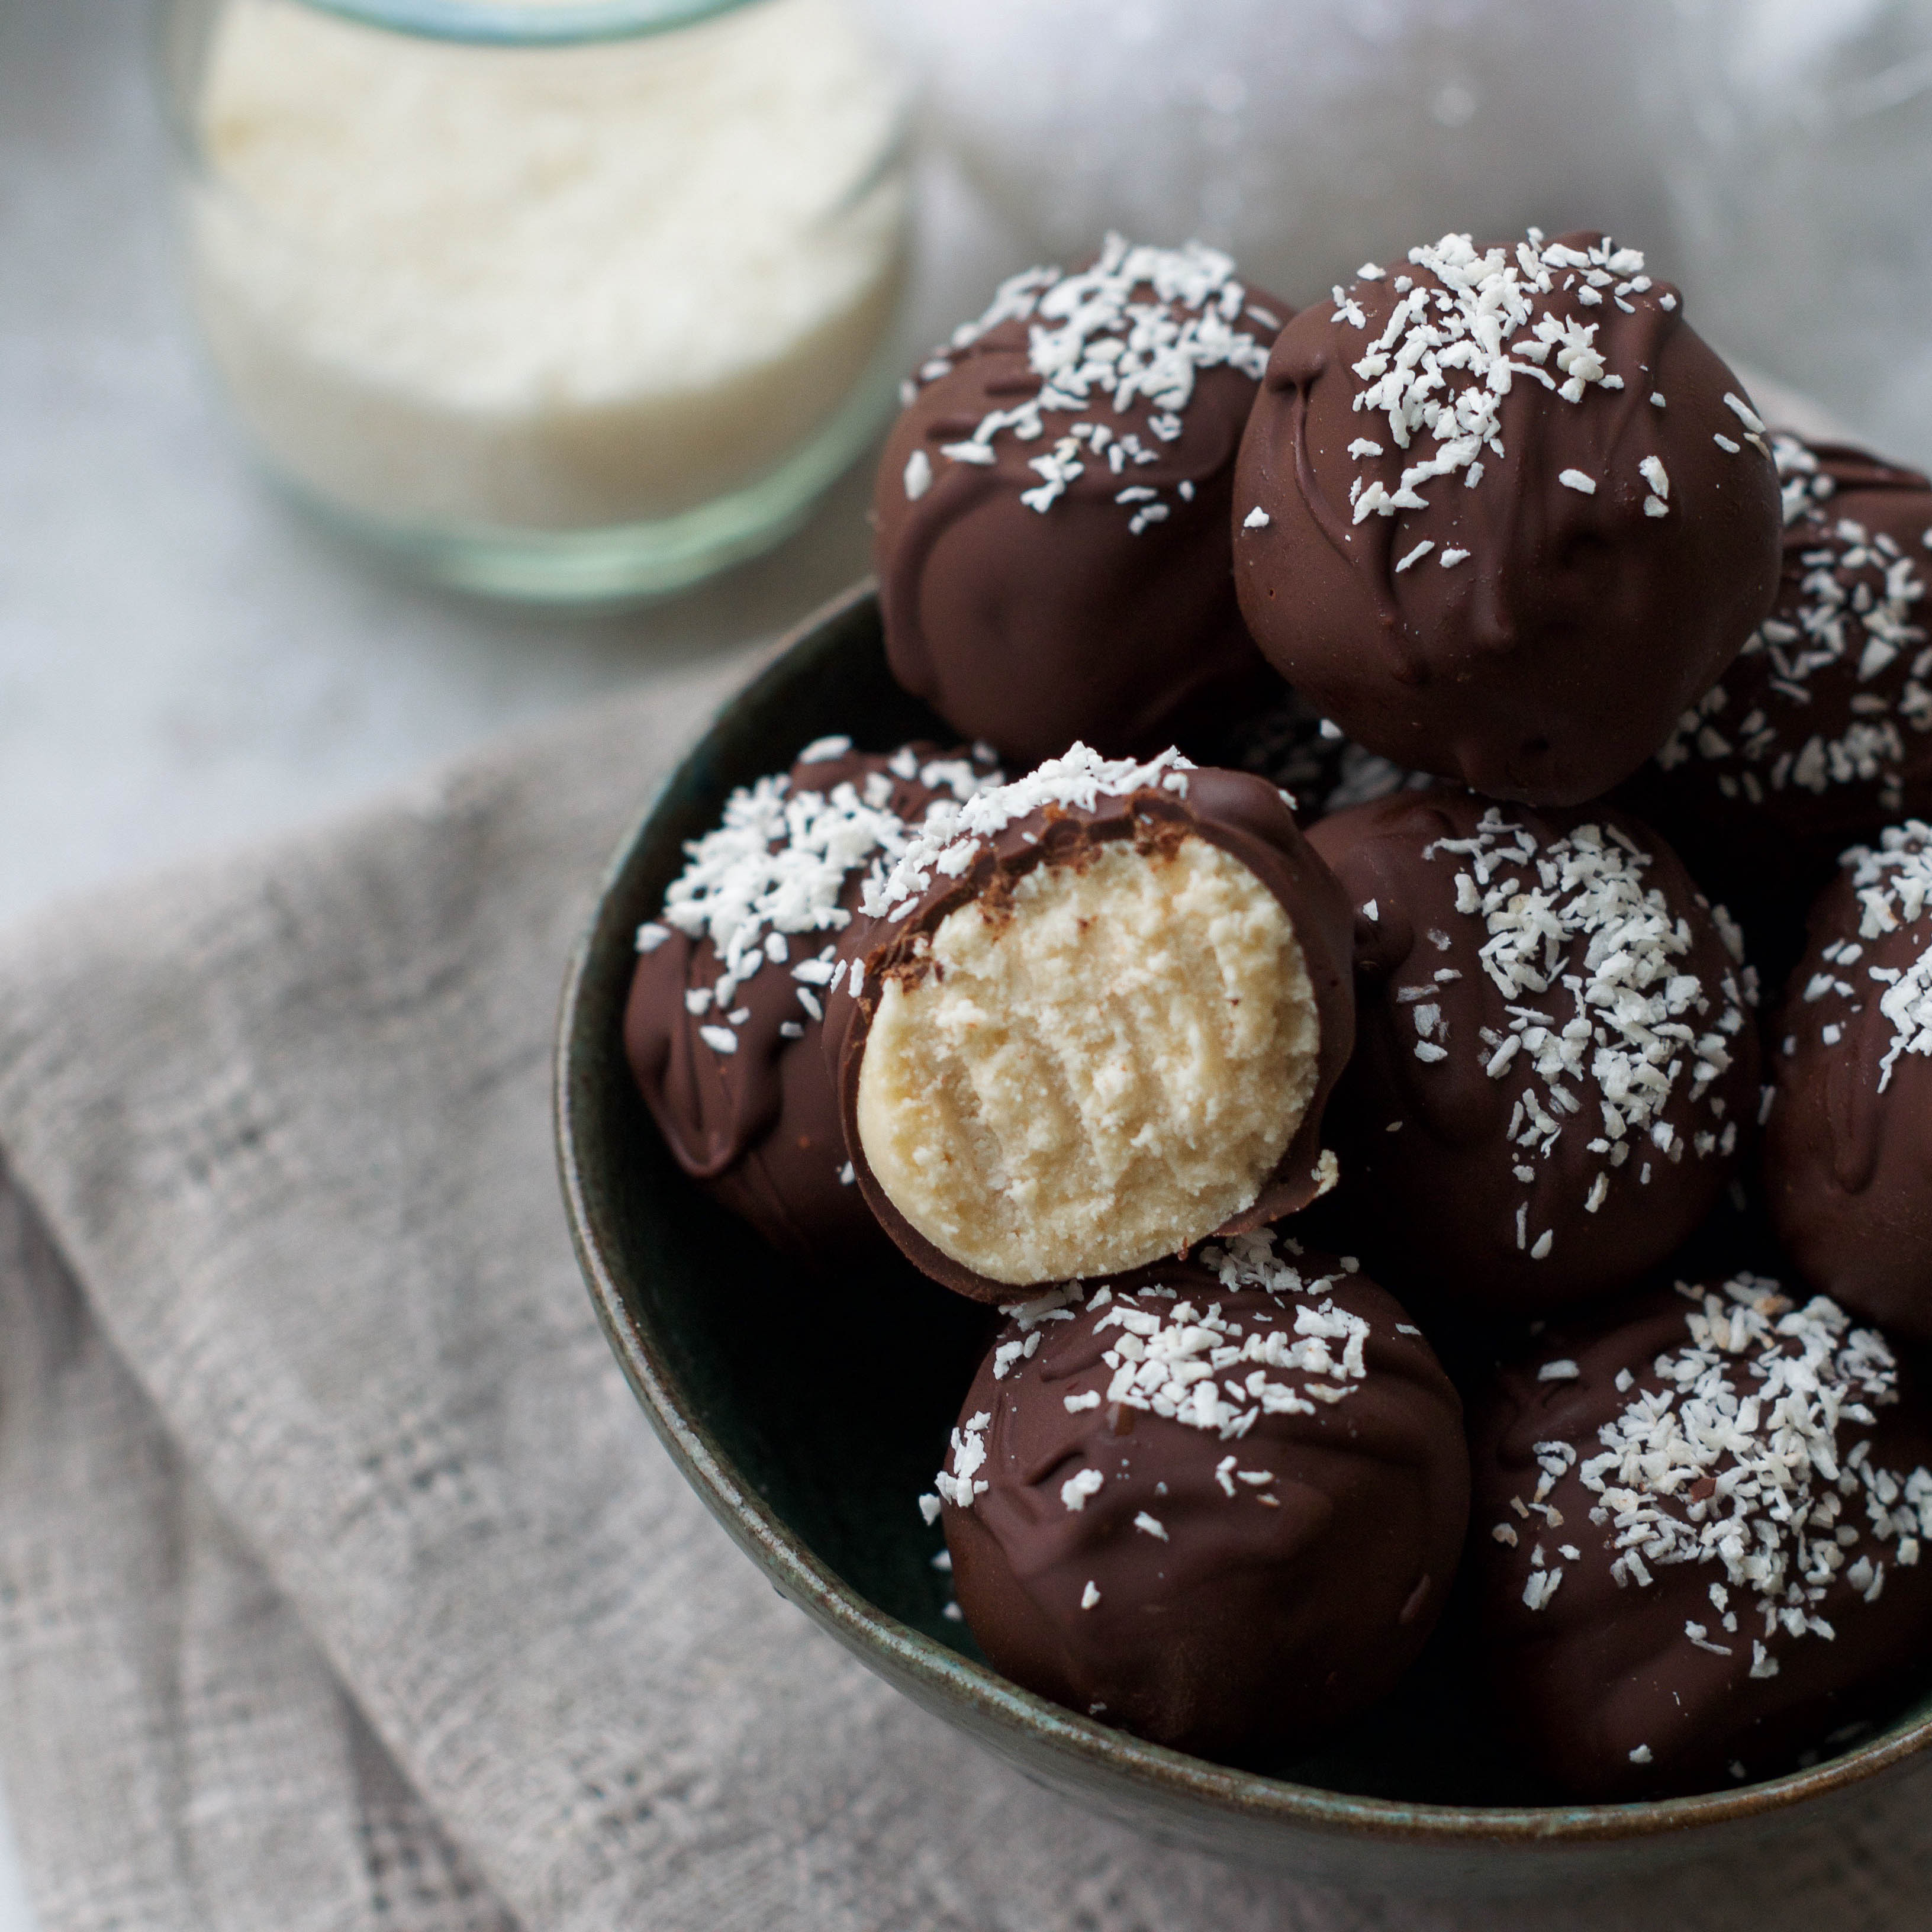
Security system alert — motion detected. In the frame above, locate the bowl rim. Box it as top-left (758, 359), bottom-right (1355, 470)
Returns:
top-left (554, 577), bottom-right (1932, 1853)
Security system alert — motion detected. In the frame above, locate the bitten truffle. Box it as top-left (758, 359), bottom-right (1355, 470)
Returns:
top-left (931, 1234), bottom-right (1469, 1763)
top-left (1307, 793), bottom-right (1759, 1313)
top-left (1641, 434), bottom-right (1932, 863)
top-left (1766, 822), bottom-right (1932, 1341)
top-left (1470, 1274), bottom-right (1932, 1799)
top-left (826, 746), bottom-right (1354, 1300)
top-left (626, 736), bottom-right (1000, 1257)
top-left (1233, 229), bottom-right (1782, 806)
top-left (874, 235), bottom-right (1289, 767)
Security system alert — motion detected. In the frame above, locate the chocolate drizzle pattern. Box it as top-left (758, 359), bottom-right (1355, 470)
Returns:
top-left (873, 240), bottom-right (1287, 765)
top-left (624, 738), bottom-right (1000, 1255)
top-left (1264, 230), bottom-right (1690, 631)
top-left (928, 1234), bottom-right (1376, 1496)
top-left (1796, 825), bottom-right (1932, 1087)
top-left (932, 1235), bottom-right (1468, 1760)
top-left (1419, 807), bottom-right (1751, 1192)
top-left (1234, 227), bottom-right (1782, 804)
top-left (1334, 233), bottom-right (1651, 552)
top-left (900, 233), bottom-right (1277, 527)
top-left (1766, 822), bottom-right (1932, 1339)
top-left (1496, 1277), bottom-right (1927, 1648)
top-left (1309, 794), bottom-right (1759, 1310)
top-left (1653, 436), bottom-right (1932, 831)
top-left (1473, 1277), bottom-right (1932, 1796)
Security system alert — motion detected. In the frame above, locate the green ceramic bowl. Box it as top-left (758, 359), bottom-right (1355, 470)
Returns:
top-left (555, 581), bottom-right (1932, 1896)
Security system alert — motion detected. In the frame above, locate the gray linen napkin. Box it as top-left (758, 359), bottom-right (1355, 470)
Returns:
top-left (2, 650), bottom-right (1930, 1932)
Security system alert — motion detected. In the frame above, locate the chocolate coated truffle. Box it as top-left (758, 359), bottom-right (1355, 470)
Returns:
top-left (626, 738), bottom-right (1000, 1257)
top-left (1640, 434), bottom-right (1932, 863)
top-left (1234, 229), bottom-right (1782, 805)
top-left (1766, 822), bottom-right (1932, 1341)
top-left (875, 236), bottom-right (1289, 767)
top-left (932, 1234), bottom-right (1469, 1762)
top-left (826, 746), bottom-right (1354, 1301)
top-left (1307, 793), bottom-right (1759, 1313)
top-left (1471, 1274), bottom-right (1932, 1799)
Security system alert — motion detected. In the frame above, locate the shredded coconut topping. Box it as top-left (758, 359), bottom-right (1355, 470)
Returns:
top-left (1770, 433), bottom-right (1837, 527)
top-left (1521, 1277), bottom-right (1932, 1661)
top-left (861, 742), bottom-right (1193, 925)
top-left (912, 233), bottom-right (1272, 527)
top-left (1078, 1232), bottom-right (1372, 1441)
top-left (934, 1409), bottom-right (993, 1511)
top-left (1419, 809), bottom-right (1749, 1258)
top-left (652, 743), bottom-right (1000, 1053)
top-left (1802, 822), bottom-right (1932, 1089)
top-left (1657, 439), bottom-right (1930, 813)
top-left (928, 1232), bottom-right (1384, 1515)
top-left (1337, 229), bottom-right (1644, 529)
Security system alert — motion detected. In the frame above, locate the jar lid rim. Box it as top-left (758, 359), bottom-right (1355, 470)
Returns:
top-left (294, 0), bottom-right (763, 44)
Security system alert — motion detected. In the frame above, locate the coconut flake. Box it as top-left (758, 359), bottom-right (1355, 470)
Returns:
top-left (863, 743), bottom-right (1194, 921)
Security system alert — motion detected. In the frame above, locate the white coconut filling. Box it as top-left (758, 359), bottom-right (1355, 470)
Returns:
top-left (855, 833), bottom-right (1321, 1283)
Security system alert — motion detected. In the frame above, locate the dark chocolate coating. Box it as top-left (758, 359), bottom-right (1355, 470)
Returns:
top-left (941, 1250), bottom-right (1469, 1763)
top-left (874, 252), bottom-right (1289, 767)
top-left (1233, 230), bottom-right (1782, 806)
top-left (1766, 833), bottom-right (1932, 1341)
top-left (827, 764), bottom-right (1356, 1302)
top-left (1306, 791), bottom-right (1759, 1313)
top-left (1628, 437), bottom-right (1932, 882)
top-left (1222, 686), bottom-right (1435, 820)
top-left (625, 743), bottom-right (995, 1258)
top-left (1471, 1280), bottom-right (1932, 1799)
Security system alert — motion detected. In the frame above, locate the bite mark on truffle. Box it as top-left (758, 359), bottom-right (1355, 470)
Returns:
top-left (857, 838), bottom-right (1322, 1286)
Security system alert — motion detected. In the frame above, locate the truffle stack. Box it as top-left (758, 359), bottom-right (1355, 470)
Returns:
top-left (614, 220), bottom-right (1932, 1803)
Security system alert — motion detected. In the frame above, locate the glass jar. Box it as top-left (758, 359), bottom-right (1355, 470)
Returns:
top-left (157, 0), bottom-right (912, 602)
